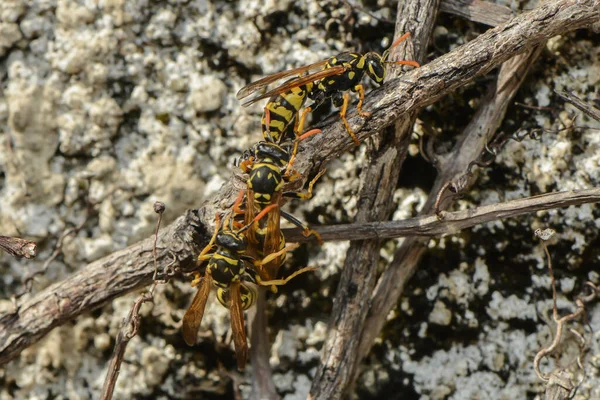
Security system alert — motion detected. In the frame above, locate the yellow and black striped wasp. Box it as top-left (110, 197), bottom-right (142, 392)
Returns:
top-left (182, 200), bottom-right (314, 370)
top-left (239, 66), bottom-right (345, 145)
top-left (237, 32), bottom-right (420, 145)
top-left (236, 139), bottom-right (325, 284)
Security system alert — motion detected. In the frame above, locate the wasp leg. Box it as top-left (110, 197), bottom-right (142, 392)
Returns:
top-left (283, 169), bottom-right (326, 200)
top-left (292, 108), bottom-right (300, 139)
top-left (190, 272), bottom-right (203, 287)
top-left (237, 203), bottom-right (279, 234)
top-left (231, 189), bottom-right (246, 216)
top-left (285, 128), bottom-right (322, 179)
top-left (239, 155), bottom-right (255, 173)
top-left (256, 265), bottom-right (318, 287)
top-left (198, 215), bottom-right (222, 263)
top-left (339, 92), bottom-right (360, 145)
top-left (279, 210), bottom-right (323, 245)
top-left (295, 106), bottom-right (312, 137)
top-left (253, 242), bottom-right (301, 293)
top-left (355, 84), bottom-right (371, 118)
top-left (389, 60), bottom-right (421, 68)
top-left (259, 242), bottom-right (300, 266)
top-left (262, 107), bottom-right (276, 142)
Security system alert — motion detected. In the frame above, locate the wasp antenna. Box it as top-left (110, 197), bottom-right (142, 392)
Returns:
top-left (383, 32), bottom-right (413, 62)
top-left (390, 32), bottom-right (411, 49)
top-left (237, 204), bottom-right (279, 233)
top-left (385, 60), bottom-right (420, 68)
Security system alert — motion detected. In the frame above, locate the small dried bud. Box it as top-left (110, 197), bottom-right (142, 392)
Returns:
top-left (535, 228), bottom-right (555, 241)
top-left (154, 201), bottom-right (166, 214)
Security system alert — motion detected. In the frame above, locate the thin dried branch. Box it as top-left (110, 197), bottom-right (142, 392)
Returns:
top-left (555, 90), bottom-right (600, 122)
top-left (354, 10), bottom-right (552, 369)
top-left (440, 0), bottom-right (513, 27)
top-left (0, 236), bottom-right (36, 259)
top-left (544, 369), bottom-right (574, 400)
top-left (0, 207), bottom-right (202, 365)
top-left (433, 126), bottom-right (542, 217)
top-left (284, 187), bottom-right (600, 242)
top-left (100, 202), bottom-right (171, 400)
top-left (249, 288), bottom-right (279, 400)
top-left (12, 222), bottom-right (84, 302)
top-left (309, 2), bottom-right (440, 398)
top-left (532, 230), bottom-right (599, 399)
top-left (1, 0), bottom-right (598, 367)
top-left (99, 289), bottom-right (155, 400)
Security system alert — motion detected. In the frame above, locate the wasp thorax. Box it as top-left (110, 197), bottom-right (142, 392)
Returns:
top-left (216, 231), bottom-right (247, 252)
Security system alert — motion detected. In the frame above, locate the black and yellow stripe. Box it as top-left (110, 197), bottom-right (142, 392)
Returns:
top-left (262, 82), bottom-right (313, 143)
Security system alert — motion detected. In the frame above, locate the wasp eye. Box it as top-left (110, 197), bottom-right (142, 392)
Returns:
top-left (367, 59), bottom-right (385, 84)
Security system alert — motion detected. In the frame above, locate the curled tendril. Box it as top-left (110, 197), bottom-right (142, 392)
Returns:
top-left (435, 127), bottom-right (543, 219)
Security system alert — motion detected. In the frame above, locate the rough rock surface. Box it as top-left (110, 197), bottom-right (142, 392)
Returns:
top-left (1, 1), bottom-right (599, 399)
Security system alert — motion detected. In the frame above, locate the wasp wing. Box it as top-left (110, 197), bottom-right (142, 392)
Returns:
top-left (229, 281), bottom-right (248, 370)
top-left (182, 272), bottom-right (212, 346)
top-left (241, 66), bottom-right (346, 107)
top-left (243, 188), bottom-right (259, 246)
top-left (236, 59), bottom-right (332, 101)
top-left (262, 191), bottom-right (283, 280)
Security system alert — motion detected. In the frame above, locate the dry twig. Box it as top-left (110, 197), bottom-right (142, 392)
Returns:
top-left (0, 236), bottom-right (36, 259)
top-left (249, 288), bottom-right (279, 400)
top-left (12, 222), bottom-right (84, 303)
top-left (354, 2), bottom-right (554, 379)
top-left (555, 90), bottom-right (600, 122)
top-left (433, 126), bottom-right (542, 217)
top-left (310, 2), bottom-right (439, 397)
top-left (100, 202), bottom-right (172, 400)
top-left (532, 229), bottom-right (599, 399)
top-left (0, 0), bottom-right (598, 367)
top-left (440, 0), bottom-right (512, 27)
top-left (284, 187), bottom-right (600, 242)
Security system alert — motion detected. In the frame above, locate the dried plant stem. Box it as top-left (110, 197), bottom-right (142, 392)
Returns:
top-left (99, 288), bottom-right (156, 400)
top-left (532, 231), bottom-right (599, 399)
top-left (249, 288), bottom-right (279, 400)
top-left (354, 16), bottom-right (550, 375)
top-left (284, 188), bottom-right (600, 243)
top-left (555, 90), bottom-right (600, 122)
top-left (309, 1), bottom-right (440, 398)
top-left (440, 0), bottom-right (512, 26)
top-left (99, 201), bottom-right (169, 400)
top-left (0, 236), bottom-right (36, 259)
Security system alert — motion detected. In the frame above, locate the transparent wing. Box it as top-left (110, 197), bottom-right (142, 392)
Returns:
top-left (263, 191), bottom-right (283, 279)
top-left (229, 281), bottom-right (248, 370)
top-left (241, 66), bottom-right (346, 107)
top-left (236, 59), bottom-right (331, 101)
top-left (182, 272), bottom-right (212, 346)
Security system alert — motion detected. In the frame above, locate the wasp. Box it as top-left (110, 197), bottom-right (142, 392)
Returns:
top-left (237, 32), bottom-right (420, 146)
top-left (182, 204), bottom-right (314, 370)
top-left (236, 139), bottom-right (325, 283)
top-left (239, 67), bottom-right (345, 145)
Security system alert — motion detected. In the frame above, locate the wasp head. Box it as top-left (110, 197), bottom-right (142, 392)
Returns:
top-left (216, 231), bottom-right (247, 252)
top-left (364, 52), bottom-right (386, 85)
top-left (255, 141), bottom-right (290, 167)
